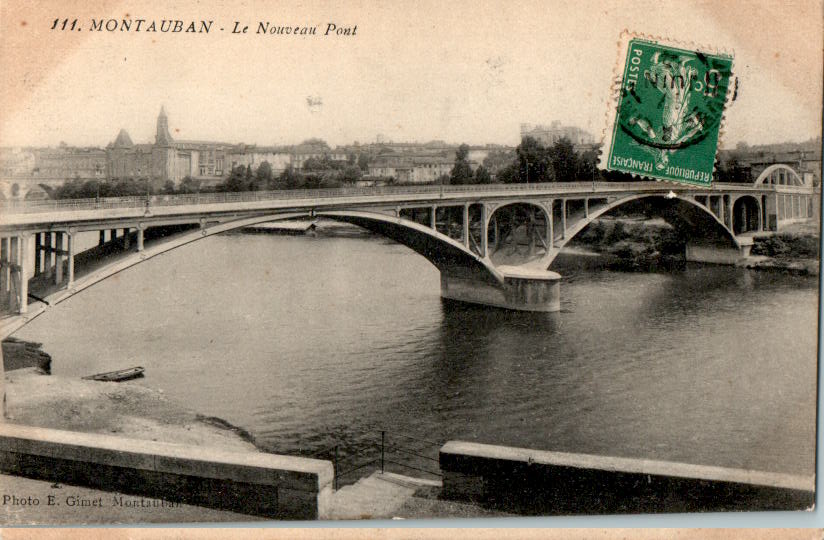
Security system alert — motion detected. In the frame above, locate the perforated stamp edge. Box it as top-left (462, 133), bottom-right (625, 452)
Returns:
top-left (597, 30), bottom-right (737, 188)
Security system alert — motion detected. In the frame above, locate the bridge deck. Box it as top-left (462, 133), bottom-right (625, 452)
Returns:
top-left (1, 182), bottom-right (811, 229)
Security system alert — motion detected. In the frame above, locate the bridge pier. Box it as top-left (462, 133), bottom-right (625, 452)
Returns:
top-left (0, 239), bottom-right (7, 311)
top-left (561, 199), bottom-right (567, 239)
top-left (440, 267), bottom-right (561, 312)
top-left (685, 241), bottom-right (752, 265)
top-left (67, 232), bottom-right (75, 286)
top-left (55, 232), bottom-right (64, 285)
top-left (34, 233), bottom-right (42, 276)
top-left (0, 235), bottom-right (29, 315)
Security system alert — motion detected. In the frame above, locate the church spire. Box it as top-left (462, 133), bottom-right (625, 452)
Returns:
top-left (155, 105), bottom-right (173, 146)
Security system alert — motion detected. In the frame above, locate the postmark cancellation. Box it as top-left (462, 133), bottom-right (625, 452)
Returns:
top-left (599, 31), bottom-right (735, 186)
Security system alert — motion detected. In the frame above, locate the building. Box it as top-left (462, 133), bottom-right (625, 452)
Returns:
top-left (107, 107), bottom-right (234, 188)
top-left (520, 122), bottom-right (595, 146)
top-left (1, 145), bottom-right (109, 185)
top-left (368, 155), bottom-right (454, 183)
top-left (289, 140), bottom-right (348, 169)
top-left (0, 147), bottom-right (36, 177)
top-left (719, 140), bottom-right (822, 186)
top-left (225, 145), bottom-right (292, 175)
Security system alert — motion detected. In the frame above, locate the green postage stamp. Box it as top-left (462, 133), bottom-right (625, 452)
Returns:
top-left (600, 33), bottom-right (734, 186)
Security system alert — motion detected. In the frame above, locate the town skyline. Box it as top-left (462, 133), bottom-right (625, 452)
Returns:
top-left (1, 104), bottom-right (821, 152)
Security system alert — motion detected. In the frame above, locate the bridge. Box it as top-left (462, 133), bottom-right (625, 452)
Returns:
top-left (0, 165), bottom-right (817, 337)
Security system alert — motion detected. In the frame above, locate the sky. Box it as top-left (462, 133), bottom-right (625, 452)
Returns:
top-left (0, 0), bottom-right (821, 149)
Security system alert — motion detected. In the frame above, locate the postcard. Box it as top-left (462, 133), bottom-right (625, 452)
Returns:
top-left (0, 0), bottom-right (821, 529)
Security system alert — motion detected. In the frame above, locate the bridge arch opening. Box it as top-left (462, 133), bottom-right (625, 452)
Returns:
top-left (732, 195), bottom-right (761, 234)
top-left (487, 202), bottom-right (551, 267)
top-left (754, 164), bottom-right (805, 186)
top-left (554, 194), bottom-right (739, 269)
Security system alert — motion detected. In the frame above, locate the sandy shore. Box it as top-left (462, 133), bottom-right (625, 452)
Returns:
top-left (4, 368), bottom-right (257, 453)
top-left (1, 368), bottom-right (268, 524)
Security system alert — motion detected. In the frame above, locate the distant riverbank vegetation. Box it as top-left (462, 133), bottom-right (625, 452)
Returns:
top-left (571, 218), bottom-right (688, 271)
top-left (751, 233), bottom-right (820, 260)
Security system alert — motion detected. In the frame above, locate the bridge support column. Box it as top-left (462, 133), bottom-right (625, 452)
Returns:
top-left (6, 237), bottom-right (19, 313)
top-left (717, 196), bottom-right (725, 227)
top-left (34, 233), bottom-right (42, 277)
top-left (462, 203), bottom-right (470, 248)
top-left (123, 228), bottom-right (131, 250)
top-left (137, 227), bottom-right (144, 252)
top-left (440, 267), bottom-right (561, 313)
top-left (99, 230), bottom-right (105, 246)
top-left (430, 206), bottom-right (437, 230)
top-left (775, 193), bottom-right (781, 229)
top-left (43, 233), bottom-right (53, 278)
top-left (18, 235), bottom-right (28, 315)
top-left (54, 232), bottom-right (64, 286)
top-left (561, 199), bottom-right (567, 239)
top-left (547, 200), bottom-right (554, 249)
top-left (480, 204), bottom-right (488, 259)
top-left (0, 239), bottom-right (8, 310)
top-left (1, 335), bottom-right (5, 420)
top-left (67, 232), bottom-right (75, 286)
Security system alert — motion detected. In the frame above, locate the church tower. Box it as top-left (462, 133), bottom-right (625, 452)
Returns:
top-left (155, 105), bottom-right (173, 146)
top-left (152, 105), bottom-right (175, 185)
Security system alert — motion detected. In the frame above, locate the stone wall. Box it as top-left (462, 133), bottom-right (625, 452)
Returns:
top-left (0, 423), bottom-right (333, 519)
top-left (439, 441), bottom-right (814, 515)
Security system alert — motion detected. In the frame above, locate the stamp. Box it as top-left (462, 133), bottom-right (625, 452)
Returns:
top-left (600, 32), bottom-right (734, 186)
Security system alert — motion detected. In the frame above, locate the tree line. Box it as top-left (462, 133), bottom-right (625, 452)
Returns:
top-left (42, 136), bottom-right (763, 200)
top-left (448, 137), bottom-right (628, 185)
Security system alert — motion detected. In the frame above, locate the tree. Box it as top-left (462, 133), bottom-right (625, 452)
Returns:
top-left (549, 138), bottom-right (578, 182)
top-left (256, 161), bottom-right (274, 189)
top-left (302, 157), bottom-right (324, 171)
top-left (576, 148), bottom-right (601, 182)
top-left (245, 165), bottom-right (255, 190)
top-left (496, 162), bottom-right (521, 184)
top-left (340, 164), bottom-right (362, 184)
top-left (161, 180), bottom-right (176, 194)
top-left (450, 144), bottom-right (474, 185)
top-left (357, 153), bottom-right (371, 172)
top-left (300, 138), bottom-right (330, 150)
top-left (516, 136), bottom-right (552, 183)
top-left (280, 165), bottom-right (304, 190)
top-left (320, 171), bottom-right (342, 188)
top-left (482, 149), bottom-right (516, 176)
top-left (223, 165), bottom-right (248, 192)
top-left (178, 176), bottom-right (201, 194)
top-left (474, 165), bottom-right (492, 184)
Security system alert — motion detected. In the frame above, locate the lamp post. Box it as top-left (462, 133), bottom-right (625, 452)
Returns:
top-left (525, 158), bottom-right (530, 184)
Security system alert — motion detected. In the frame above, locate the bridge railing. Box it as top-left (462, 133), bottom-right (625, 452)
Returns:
top-left (0, 181), bottom-right (808, 215)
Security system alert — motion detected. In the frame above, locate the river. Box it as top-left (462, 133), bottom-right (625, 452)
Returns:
top-left (13, 224), bottom-right (818, 477)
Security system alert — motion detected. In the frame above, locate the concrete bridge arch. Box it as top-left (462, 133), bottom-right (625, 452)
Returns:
top-left (0, 208), bottom-right (510, 338)
top-left (539, 193), bottom-right (742, 269)
top-left (754, 164), bottom-right (805, 186)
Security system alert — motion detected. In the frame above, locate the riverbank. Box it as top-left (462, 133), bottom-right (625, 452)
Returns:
top-left (4, 368), bottom-right (257, 453)
top-left (2, 369), bottom-right (500, 522)
top-left (572, 217), bottom-right (820, 275)
top-left (238, 219), bottom-right (373, 239)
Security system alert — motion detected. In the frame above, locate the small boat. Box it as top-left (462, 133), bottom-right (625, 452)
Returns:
top-left (82, 366), bottom-right (145, 382)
